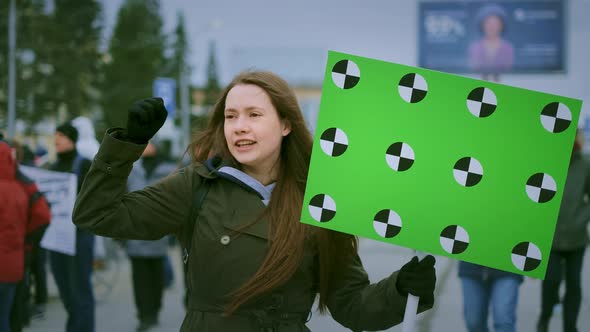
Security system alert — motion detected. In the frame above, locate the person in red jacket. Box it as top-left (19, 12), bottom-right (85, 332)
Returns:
top-left (0, 138), bottom-right (50, 332)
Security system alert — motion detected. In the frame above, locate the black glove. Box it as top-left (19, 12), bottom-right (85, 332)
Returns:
top-left (125, 97), bottom-right (167, 144)
top-left (396, 255), bottom-right (436, 300)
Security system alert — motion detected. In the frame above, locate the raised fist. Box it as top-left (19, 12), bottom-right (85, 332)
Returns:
top-left (126, 97), bottom-right (167, 144)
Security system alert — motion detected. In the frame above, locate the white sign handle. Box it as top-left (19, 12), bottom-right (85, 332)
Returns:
top-left (402, 294), bottom-right (419, 332)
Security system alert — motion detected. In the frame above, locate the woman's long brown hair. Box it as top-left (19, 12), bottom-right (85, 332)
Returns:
top-left (188, 71), bottom-right (356, 315)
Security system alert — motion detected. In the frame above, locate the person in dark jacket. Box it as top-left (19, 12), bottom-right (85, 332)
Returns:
top-left (47, 122), bottom-right (95, 332)
top-left (126, 141), bottom-right (177, 331)
top-left (0, 139), bottom-right (51, 332)
top-left (72, 71), bottom-right (437, 331)
top-left (537, 131), bottom-right (590, 332)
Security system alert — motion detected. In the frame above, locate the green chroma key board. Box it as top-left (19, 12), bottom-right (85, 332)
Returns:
top-left (301, 51), bottom-right (583, 279)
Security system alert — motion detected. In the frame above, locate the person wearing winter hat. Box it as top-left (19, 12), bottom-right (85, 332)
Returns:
top-left (48, 122), bottom-right (95, 332)
top-left (55, 123), bottom-right (79, 150)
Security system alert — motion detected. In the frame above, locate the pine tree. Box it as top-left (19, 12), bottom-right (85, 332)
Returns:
top-left (203, 40), bottom-right (221, 107)
top-left (0, 0), bottom-right (57, 132)
top-left (101, 0), bottom-right (166, 129)
top-left (45, 0), bottom-right (103, 119)
top-left (163, 11), bottom-right (189, 126)
top-left (164, 12), bottom-right (188, 95)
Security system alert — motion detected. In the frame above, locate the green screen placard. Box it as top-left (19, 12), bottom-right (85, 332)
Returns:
top-left (301, 51), bottom-right (583, 279)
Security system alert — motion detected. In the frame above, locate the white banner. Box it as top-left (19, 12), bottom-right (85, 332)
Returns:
top-left (21, 166), bottom-right (77, 256)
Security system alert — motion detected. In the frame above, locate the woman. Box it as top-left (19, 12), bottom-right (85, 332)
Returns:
top-left (73, 71), bottom-right (436, 331)
top-left (468, 3), bottom-right (514, 76)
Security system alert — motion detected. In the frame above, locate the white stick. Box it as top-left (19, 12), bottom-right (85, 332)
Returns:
top-left (402, 294), bottom-right (419, 332)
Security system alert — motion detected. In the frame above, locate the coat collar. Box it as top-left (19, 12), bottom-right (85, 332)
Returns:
top-left (194, 156), bottom-right (275, 240)
top-left (201, 156), bottom-right (275, 205)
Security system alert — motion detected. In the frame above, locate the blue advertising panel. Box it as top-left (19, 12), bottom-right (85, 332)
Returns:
top-left (153, 77), bottom-right (176, 119)
top-left (418, 0), bottom-right (565, 74)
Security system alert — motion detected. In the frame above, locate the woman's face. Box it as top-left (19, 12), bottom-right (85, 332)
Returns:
top-left (483, 15), bottom-right (503, 38)
top-left (223, 84), bottom-right (291, 178)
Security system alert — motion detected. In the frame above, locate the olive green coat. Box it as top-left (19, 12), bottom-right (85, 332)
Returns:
top-left (73, 130), bottom-right (432, 331)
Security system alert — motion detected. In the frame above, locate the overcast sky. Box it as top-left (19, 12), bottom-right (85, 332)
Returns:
top-left (101, 0), bottom-right (411, 85)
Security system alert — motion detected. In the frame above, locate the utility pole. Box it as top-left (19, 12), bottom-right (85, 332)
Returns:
top-left (180, 64), bottom-right (190, 150)
top-left (7, 0), bottom-right (17, 138)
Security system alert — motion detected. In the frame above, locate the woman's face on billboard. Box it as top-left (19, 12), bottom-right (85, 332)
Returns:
top-left (483, 15), bottom-right (503, 38)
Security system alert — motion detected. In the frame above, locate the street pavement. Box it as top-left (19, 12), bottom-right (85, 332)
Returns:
top-left (26, 239), bottom-right (589, 332)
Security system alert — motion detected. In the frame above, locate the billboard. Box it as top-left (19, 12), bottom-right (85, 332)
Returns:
top-left (418, 0), bottom-right (565, 74)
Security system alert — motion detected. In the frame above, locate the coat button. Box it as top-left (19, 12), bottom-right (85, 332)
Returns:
top-left (106, 166), bottom-right (112, 172)
top-left (220, 235), bottom-right (230, 245)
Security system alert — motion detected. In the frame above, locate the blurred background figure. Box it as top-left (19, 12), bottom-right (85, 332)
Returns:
top-left (71, 116), bottom-right (100, 160)
top-left (47, 122), bottom-right (95, 332)
top-left (0, 138), bottom-right (50, 332)
top-left (125, 140), bottom-right (177, 332)
top-left (72, 116), bottom-right (107, 272)
top-left (537, 130), bottom-right (590, 332)
top-left (34, 147), bottom-right (49, 168)
top-left (468, 3), bottom-right (514, 78)
top-left (11, 140), bottom-right (35, 166)
top-left (8, 139), bottom-right (50, 330)
top-left (458, 261), bottom-right (523, 332)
